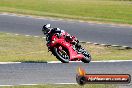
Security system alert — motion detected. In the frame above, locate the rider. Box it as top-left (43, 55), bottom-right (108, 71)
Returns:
top-left (42, 24), bottom-right (81, 49)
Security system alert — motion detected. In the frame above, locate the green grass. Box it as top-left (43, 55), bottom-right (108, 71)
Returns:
top-left (0, 32), bottom-right (132, 62)
top-left (0, 0), bottom-right (132, 24)
top-left (1, 84), bottom-right (117, 88)
top-left (82, 43), bottom-right (132, 61)
top-left (0, 33), bottom-right (56, 62)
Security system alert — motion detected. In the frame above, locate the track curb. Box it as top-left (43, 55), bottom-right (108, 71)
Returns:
top-left (80, 41), bottom-right (132, 49)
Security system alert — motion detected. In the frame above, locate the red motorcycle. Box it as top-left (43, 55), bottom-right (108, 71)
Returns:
top-left (45, 30), bottom-right (92, 63)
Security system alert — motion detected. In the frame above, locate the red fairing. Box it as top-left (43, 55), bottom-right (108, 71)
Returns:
top-left (48, 34), bottom-right (84, 61)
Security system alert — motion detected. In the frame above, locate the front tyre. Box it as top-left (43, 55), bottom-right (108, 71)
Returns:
top-left (53, 46), bottom-right (69, 63)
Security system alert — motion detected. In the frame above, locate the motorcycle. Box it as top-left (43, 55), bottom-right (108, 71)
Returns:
top-left (45, 31), bottom-right (92, 63)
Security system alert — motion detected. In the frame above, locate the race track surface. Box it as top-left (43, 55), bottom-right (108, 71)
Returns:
top-left (0, 62), bottom-right (132, 86)
top-left (0, 14), bottom-right (132, 47)
top-left (0, 14), bottom-right (132, 88)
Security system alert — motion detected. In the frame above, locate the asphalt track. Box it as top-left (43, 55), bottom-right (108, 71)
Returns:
top-left (0, 14), bottom-right (132, 88)
top-left (0, 61), bottom-right (132, 86)
top-left (0, 13), bottom-right (132, 47)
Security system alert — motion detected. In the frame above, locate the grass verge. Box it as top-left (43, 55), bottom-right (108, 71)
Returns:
top-left (1, 84), bottom-right (117, 88)
top-left (0, 0), bottom-right (132, 24)
top-left (0, 32), bottom-right (132, 62)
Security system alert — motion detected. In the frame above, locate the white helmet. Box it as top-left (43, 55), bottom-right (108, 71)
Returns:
top-left (42, 24), bottom-right (51, 34)
top-left (45, 24), bottom-right (51, 28)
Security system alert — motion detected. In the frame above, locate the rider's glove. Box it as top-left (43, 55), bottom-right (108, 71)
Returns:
top-left (66, 34), bottom-right (72, 41)
top-left (56, 33), bottom-right (61, 38)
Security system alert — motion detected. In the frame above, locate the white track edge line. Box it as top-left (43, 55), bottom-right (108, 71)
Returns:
top-left (91, 60), bottom-right (132, 62)
top-left (25, 35), bottom-right (30, 37)
top-left (47, 61), bottom-right (82, 63)
top-left (0, 62), bottom-right (21, 64)
top-left (20, 84), bottom-right (39, 86)
top-left (0, 83), bottom-right (77, 86)
top-left (0, 84), bottom-right (38, 86)
top-left (47, 60), bottom-right (132, 63)
top-left (54, 83), bottom-right (77, 84)
top-left (0, 85), bottom-right (14, 86)
top-left (0, 60), bottom-right (132, 64)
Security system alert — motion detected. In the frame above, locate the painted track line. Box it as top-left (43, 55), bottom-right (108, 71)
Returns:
top-left (0, 62), bottom-right (21, 64)
top-left (47, 61), bottom-right (82, 63)
top-left (25, 35), bottom-right (30, 37)
top-left (47, 60), bottom-right (132, 63)
top-left (42, 37), bottom-right (46, 39)
top-left (0, 83), bottom-right (77, 86)
top-left (34, 36), bottom-right (39, 38)
top-left (91, 60), bottom-right (132, 62)
top-left (0, 84), bottom-right (38, 87)
top-left (0, 83), bottom-right (131, 87)
top-left (15, 34), bottom-right (19, 35)
top-left (0, 60), bottom-right (132, 64)
top-left (54, 83), bottom-right (77, 85)
top-left (0, 85), bottom-right (14, 87)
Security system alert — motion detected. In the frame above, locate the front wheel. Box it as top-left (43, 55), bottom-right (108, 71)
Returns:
top-left (53, 46), bottom-right (70, 63)
top-left (80, 48), bottom-right (91, 63)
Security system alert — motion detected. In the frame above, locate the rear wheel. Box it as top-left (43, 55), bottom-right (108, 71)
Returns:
top-left (80, 48), bottom-right (91, 63)
top-left (53, 46), bottom-right (69, 63)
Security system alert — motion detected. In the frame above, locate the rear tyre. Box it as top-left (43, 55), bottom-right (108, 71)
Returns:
top-left (80, 48), bottom-right (91, 63)
top-left (53, 46), bottom-right (69, 63)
